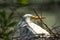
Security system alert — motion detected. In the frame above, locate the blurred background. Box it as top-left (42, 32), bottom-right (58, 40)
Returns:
top-left (0, 0), bottom-right (60, 40)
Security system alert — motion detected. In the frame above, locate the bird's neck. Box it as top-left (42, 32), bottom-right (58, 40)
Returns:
top-left (25, 18), bottom-right (31, 23)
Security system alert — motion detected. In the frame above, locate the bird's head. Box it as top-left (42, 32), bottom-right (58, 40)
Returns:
top-left (23, 14), bottom-right (40, 20)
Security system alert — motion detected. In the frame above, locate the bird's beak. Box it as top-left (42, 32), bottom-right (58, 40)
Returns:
top-left (31, 16), bottom-right (40, 19)
top-left (31, 16), bottom-right (45, 19)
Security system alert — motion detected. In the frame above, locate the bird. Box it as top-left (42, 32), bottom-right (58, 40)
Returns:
top-left (18, 14), bottom-right (50, 40)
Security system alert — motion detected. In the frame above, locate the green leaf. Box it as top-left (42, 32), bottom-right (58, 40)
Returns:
top-left (7, 22), bottom-right (17, 27)
top-left (0, 19), bottom-right (3, 28)
top-left (0, 10), bottom-right (19, 40)
top-left (21, 0), bottom-right (28, 4)
top-left (0, 19), bottom-right (2, 23)
top-left (4, 19), bottom-right (8, 26)
top-left (0, 10), bottom-right (7, 26)
top-left (8, 12), bottom-right (14, 19)
top-left (0, 10), bottom-right (6, 20)
top-left (17, 0), bottom-right (21, 2)
top-left (17, 0), bottom-right (29, 5)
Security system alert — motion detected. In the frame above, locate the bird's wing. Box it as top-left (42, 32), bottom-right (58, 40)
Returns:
top-left (27, 22), bottom-right (50, 35)
top-left (18, 21), bottom-right (27, 29)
